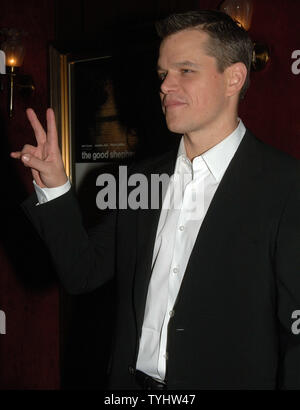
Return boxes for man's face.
[157,29,230,136]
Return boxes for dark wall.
[0,0,59,389]
[239,0,300,158]
[55,0,198,48]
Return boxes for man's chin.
[165,121,186,134]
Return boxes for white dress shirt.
[136,120,246,381]
[34,179,71,204]
[34,120,246,382]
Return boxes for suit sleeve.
[22,188,117,295]
[275,177,300,389]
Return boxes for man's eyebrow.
[174,61,201,69]
[157,61,201,71]
[157,64,165,71]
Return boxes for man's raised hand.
[10,108,68,188]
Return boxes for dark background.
[0,0,300,389]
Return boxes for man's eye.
[158,73,167,81]
[181,69,193,74]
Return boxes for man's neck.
[183,117,239,161]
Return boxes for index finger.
[26,108,47,145]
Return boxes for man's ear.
[225,62,248,97]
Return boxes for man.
[11,10,300,389]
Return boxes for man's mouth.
[164,100,187,110]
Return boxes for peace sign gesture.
[10,108,68,188]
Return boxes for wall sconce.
[0,28,34,118]
[219,0,270,71]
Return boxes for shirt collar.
[176,119,246,182]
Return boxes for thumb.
[21,154,48,173]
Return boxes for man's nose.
[160,73,178,94]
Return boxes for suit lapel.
[172,130,264,311]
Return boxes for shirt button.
[169,310,175,317]
[173,267,179,274]
[179,225,185,231]
[163,352,169,360]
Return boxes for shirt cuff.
[33,179,71,205]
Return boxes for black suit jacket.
[22,130,300,389]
